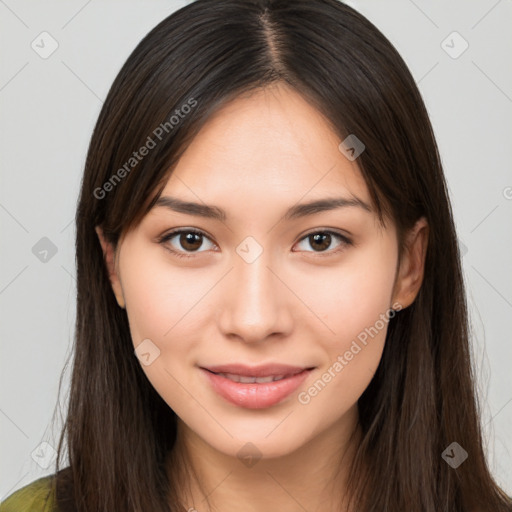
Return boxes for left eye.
[159,229,352,258]
[294,231,351,254]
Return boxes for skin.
[97,82,428,511]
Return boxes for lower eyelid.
[160,229,351,256]
[294,232,351,253]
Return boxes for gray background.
[1,0,511,500]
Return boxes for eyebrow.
[153,195,372,222]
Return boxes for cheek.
[299,241,396,406]
[119,246,210,414]
[312,237,397,345]
[121,246,214,345]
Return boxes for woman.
[2,0,510,510]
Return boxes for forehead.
[160,83,370,214]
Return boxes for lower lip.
[201,368,312,409]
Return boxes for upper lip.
[201,363,313,378]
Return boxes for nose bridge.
[218,244,290,343]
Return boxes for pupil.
[181,232,201,251]
[311,233,330,251]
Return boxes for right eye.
[159,228,217,259]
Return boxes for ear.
[95,226,126,309]
[391,217,429,310]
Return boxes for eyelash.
[158,228,353,260]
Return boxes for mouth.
[208,372,297,384]
[200,364,315,409]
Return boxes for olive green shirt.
[0,475,57,512]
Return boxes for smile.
[200,364,314,409]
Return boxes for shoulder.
[0,475,57,512]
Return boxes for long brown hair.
[49,0,512,510]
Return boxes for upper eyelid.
[161,228,216,245]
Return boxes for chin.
[193,416,320,462]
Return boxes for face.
[98,83,427,461]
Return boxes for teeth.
[217,372,288,383]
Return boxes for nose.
[217,249,293,344]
